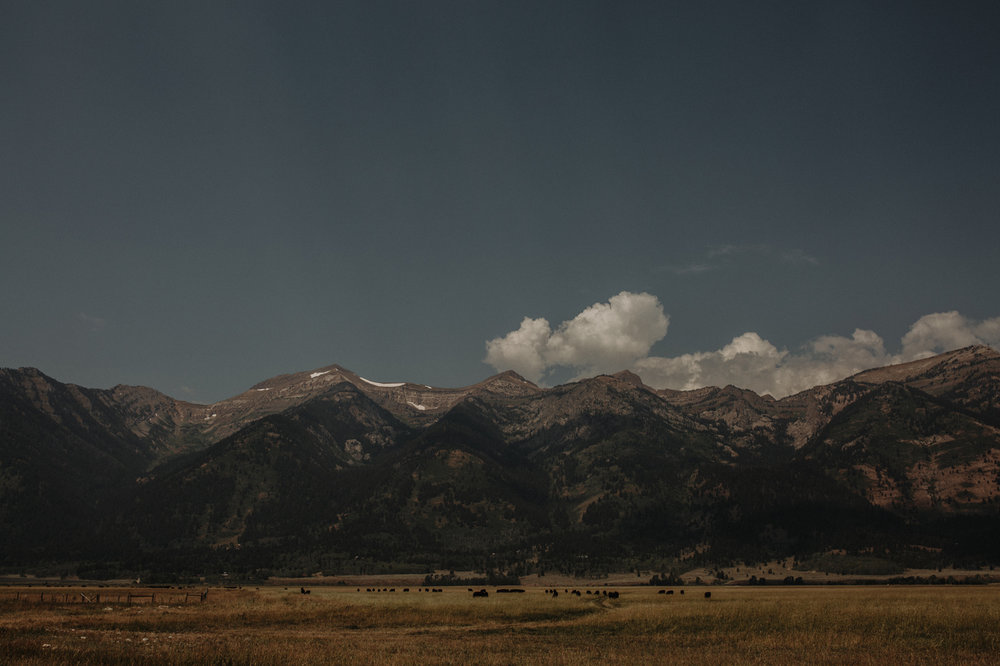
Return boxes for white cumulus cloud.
[484,291,668,383]
[483,316,552,383]
[899,311,1000,361]
[636,312,1000,397]
[486,296,1000,397]
[635,328,890,397]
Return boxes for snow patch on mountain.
[360,377,405,388]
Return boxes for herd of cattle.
[541,588,621,599]
[358,587,445,593]
[295,587,711,599]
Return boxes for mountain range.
[2,345,998,577]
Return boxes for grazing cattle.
[572,590,581,596]
[300,587,310,595]
[608,591,619,599]
[680,590,685,595]
[704,591,711,599]
[472,589,488,598]
[403,588,409,592]
[658,590,665,594]
[552,590,558,598]
[666,590,674,595]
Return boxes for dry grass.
[1,585,999,664]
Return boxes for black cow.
[472,589,488,598]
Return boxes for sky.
[2,1,999,402]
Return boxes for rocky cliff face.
[655,346,1000,517]
[851,345,1000,420]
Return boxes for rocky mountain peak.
[610,369,645,386]
[851,345,998,385]
[475,370,540,396]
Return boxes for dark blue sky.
[3,1,999,401]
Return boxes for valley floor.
[2,584,999,664]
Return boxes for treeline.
[423,571,520,587]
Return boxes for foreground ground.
[1,585,999,664]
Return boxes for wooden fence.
[0,590,208,605]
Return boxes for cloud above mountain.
[485,293,1000,397]
[484,291,669,383]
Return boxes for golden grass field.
[2,584,999,664]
